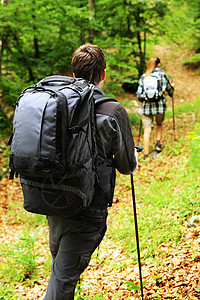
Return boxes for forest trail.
[155,44,200,104]
[81,45,200,299]
[0,44,200,299]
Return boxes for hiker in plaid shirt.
[137,57,175,161]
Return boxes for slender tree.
[88,0,95,43]
[32,0,40,59]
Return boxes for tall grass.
[0,231,39,284]
[188,122,200,171]
[166,97,200,119]
[108,161,200,261]
[107,97,200,263]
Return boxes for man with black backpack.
[136,57,175,162]
[9,43,137,299]
[41,44,138,299]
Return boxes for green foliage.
[74,280,83,300]
[160,0,200,49]
[164,138,183,157]
[0,283,22,299]
[0,231,39,284]
[166,97,200,120]
[0,0,91,106]
[76,293,105,300]
[0,110,9,131]
[0,0,174,107]
[128,112,141,129]
[96,0,169,77]
[0,137,10,179]
[7,202,48,228]
[107,100,200,262]
[108,176,184,259]
[126,280,146,291]
[0,0,89,79]
[0,1,200,297]
[74,268,107,298]
[1,74,29,107]
[75,279,106,300]
[0,201,51,282]
[188,121,200,171]
[103,45,139,95]
[0,0,199,109]
[183,53,200,68]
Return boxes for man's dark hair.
[71,44,106,85]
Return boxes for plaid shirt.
[137,68,174,115]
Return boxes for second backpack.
[137,73,163,102]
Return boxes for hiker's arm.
[165,75,174,97]
[112,105,138,174]
[136,76,144,102]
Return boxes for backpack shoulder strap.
[94,94,119,117]
[37,75,75,86]
[94,94,117,108]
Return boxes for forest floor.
[0,44,200,299]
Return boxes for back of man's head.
[71,44,106,85]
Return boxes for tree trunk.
[88,0,95,43]
[134,8,146,77]
[0,40,3,83]
[12,31,35,81]
[32,0,40,59]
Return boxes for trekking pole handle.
[135,146,144,153]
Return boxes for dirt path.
[0,45,199,299]
[155,44,200,105]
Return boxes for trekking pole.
[172,96,176,141]
[131,150,144,299]
[138,118,142,145]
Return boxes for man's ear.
[101,69,106,81]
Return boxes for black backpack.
[9,75,98,217]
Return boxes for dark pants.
[44,209,108,300]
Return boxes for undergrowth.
[107,97,200,264]
[0,98,199,299]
